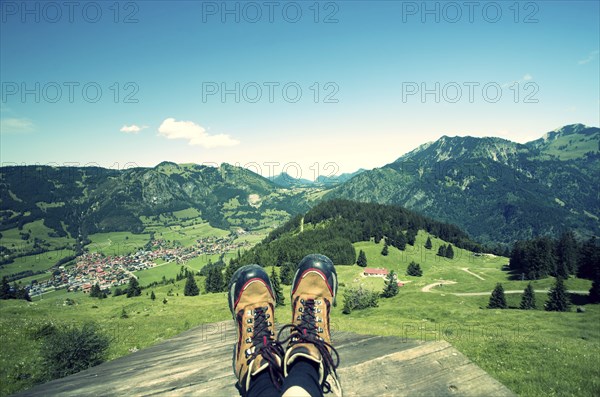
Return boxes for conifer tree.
[1,277,11,299]
[488,283,507,309]
[270,267,285,306]
[425,237,432,250]
[520,283,536,310]
[184,272,200,296]
[437,245,446,257]
[126,277,141,298]
[557,230,578,275]
[406,261,423,277]
[150,291,156,301]
[381,270,399,298]
[381,239,389,256]
[545,277,570,312]
[90,284,101,298]
[445,244,455,259]
[279,262,295,285]
[589,275,600,304]
[357,250,368,267]
[205,266,224,293]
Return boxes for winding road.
[421,281,588,296]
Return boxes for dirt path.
[454,289,589,296]
[421,280,457,292]
[421,281,588,296]
[461,267,485,280]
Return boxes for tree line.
[229,199,486,274]
[509,231,599,281]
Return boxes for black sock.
[281,359,322,397]
[246,370,279,397]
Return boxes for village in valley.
[27,236,249,297]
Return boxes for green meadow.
[1,231,598,396]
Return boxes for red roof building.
[363,268,389,277]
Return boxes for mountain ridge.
[328,124,599,244]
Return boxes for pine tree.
[406,261,423,277]
[270,267,285,306]
[520,283,536,310]
[381,270,399,298]
[0,277,11,299]
[184,272,200,296]
[357,250,367,267]
[557,230,579,275]
[425,237,432,250]
[205,267,224,293]
[545,277,570,312]
[488,283,507,309]
[126,277,141,298]
[90,284,101,298]
[589,275,600,304]
[381,239,389,256]
[279,262,295,285]
[120,307,128,319]
[577,237,600,280]
[437,245,446,257]
[445,244,454,259]
[150,291,156,301]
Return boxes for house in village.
[363,267,403,286]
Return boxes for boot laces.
[243,306,285,389]
[278,298,340,394]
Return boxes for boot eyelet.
[247,319,253,323]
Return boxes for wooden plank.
[16,322,514,397]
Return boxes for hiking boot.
[228,265,284,395]
[279,254,341,395]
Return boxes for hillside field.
[0,231,598,396]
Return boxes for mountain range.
[327,124,599,244]
[1,124,598,251]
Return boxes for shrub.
[342,286,379,314]
[39,323,109,380]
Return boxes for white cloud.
[578,50,599,65]
[120,124,147,134]
[0,118,34,133]
[157,118,240,148]
[502,73,534,88]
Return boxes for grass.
[1,231,598,397]
[86,232,150,256]
[144,222,230,247]
[0,220,74,257]
[0,277,228,397]
[334,233,599,397]
[0,249,75,279]
[538,133,599,160]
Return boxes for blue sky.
[1,0,598,178]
